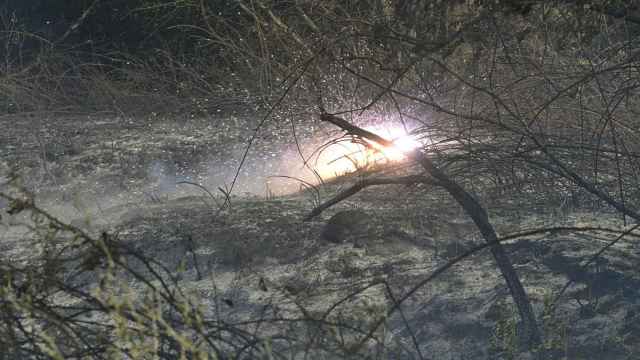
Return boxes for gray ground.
[1,113,639,359]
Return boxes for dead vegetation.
[2,0,640,359]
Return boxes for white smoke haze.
[138,114,428,200]
[0,112,430,228]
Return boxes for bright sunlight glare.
[313,125,422,179]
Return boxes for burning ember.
[313,125,422,179]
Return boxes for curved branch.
[319,112,542,347]
[303,175,439,221]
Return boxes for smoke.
[148,160,177,193]
[0,113,429,229]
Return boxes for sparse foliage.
[2,0,640,358]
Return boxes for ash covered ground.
[1,113,639,359]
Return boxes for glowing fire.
[314,126,421,179]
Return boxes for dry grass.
[0,37,252,117]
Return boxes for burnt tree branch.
[319,112,542,348]
[304,175,439,221]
